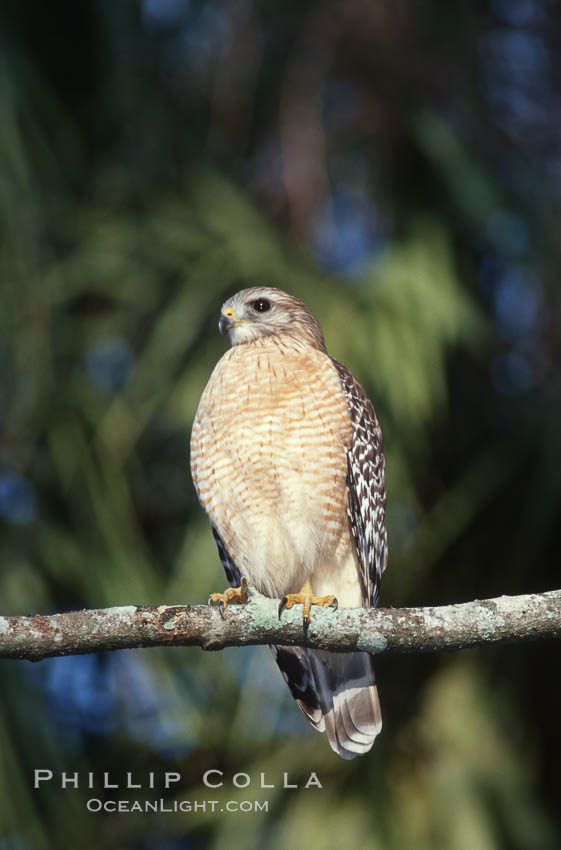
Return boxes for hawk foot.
[208,576,250,619]
[278,580,338,630]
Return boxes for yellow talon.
[278,580,338,630]
[208,576,250,618]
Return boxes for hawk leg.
[208,576,250,618]
[278,580,338,630]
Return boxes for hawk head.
[218,287,326,351]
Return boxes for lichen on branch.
[0,589,559,662]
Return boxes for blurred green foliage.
[0,1,560,848]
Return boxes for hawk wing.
[332,359,387,608]
[210,522,241,588]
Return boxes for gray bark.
[1,588,559,662]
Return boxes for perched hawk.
[190,287,387,759]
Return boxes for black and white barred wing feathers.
[210,522,241,588]
[332,359,388,609]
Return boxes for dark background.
[1,1,560,848]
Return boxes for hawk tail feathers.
[271,646,381,759]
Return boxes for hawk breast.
[190,337,352,598]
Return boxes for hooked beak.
[218,311,234,336]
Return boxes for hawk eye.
[252,298,271,313]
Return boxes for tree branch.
[0,589,559,662]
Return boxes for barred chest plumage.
[190,335,355,599]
